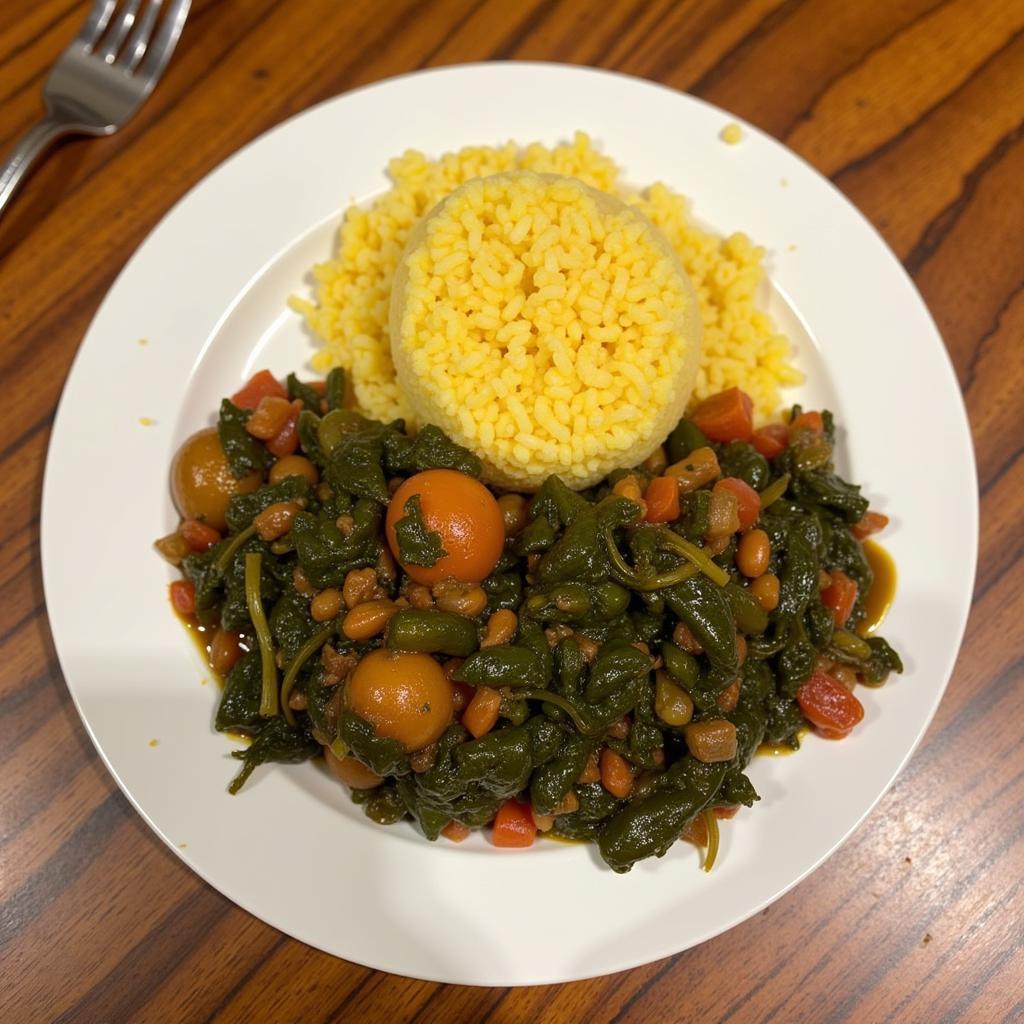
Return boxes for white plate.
[41,63,977,986]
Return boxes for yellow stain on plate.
[787,244,798,252]
[148,738,159,748]
[720,122,743,145]
[780,177,789,188]
[137,338,148,346]
[178,842,188,849]
[138,417,156,427]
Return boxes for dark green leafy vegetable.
[218,399,270,478]
[386,609,479,656]
[391,494,447,567]
[287,373,324,414]
[228,718,318,794]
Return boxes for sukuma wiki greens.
[157,369,902,872]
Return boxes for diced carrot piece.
[170,580,196,616]
[441,820,471,843]
[821,569,858,627]
[180,519,221,552]
[267,400,303,458]
[231,370,287,410]
[691,387,754,443]
[644,476,681,523]
[751,423,789,459]
[451,681,475,715]
[462,686,502,738]
[789,410,824,436]
[713,477,761,531]
[851,511,890,540]
[714,805,740,819]
[600,748,634,799]
[797,671,864,738]
[308,381,327,394]
[492,799,537,848]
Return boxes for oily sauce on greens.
[159,369,903,872]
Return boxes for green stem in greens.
[605,530,704,592]
[758,473,791,510]
[657,531,730,587]
[244,552,279,718]
[702,809,720,872]
[215,523,257,574]
[519,689,593,735]
[280,622,338,727]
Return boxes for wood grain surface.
[1,1,1021,1021]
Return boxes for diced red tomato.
[821,569,858,628]
[691,388,754,443]
[797,671,864,738]
[789,410,824,437]
[267,399,303,458]
[751,423,789,459]
[851,511,890,540]
[644,476,680,523]
[180,519,221,552]
[170,579,196,616]
[231,370,287,410]
[492,799,537,848]
[713,477,761,531]
[441,820,471,843]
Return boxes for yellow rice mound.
[292,133,801,482]
[390,172,702,489]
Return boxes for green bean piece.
[279,622,337,727]
[724,582,769,635]
[832,630,872,660]
[666,418,709,464]
[215,523,257,575]
[702,809,720,872]
[244,553,279,718]
[758,473,791,510]
[662,642,699,690]
[325,367,346,411]
[386,608,479,656]
[665,577,739,682]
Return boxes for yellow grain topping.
[390,172,701,490]
[291,133,802,484]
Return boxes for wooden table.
[2,1,1021,1021]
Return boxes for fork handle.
[0,117,73,221]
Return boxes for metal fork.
[0,0,190,220]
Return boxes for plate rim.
[40,60,978,986]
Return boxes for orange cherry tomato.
[324,748,384,789]
[171,427,261,532]
[385,469,504,586]
[346,649,454,752]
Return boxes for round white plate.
[42,63,977,986]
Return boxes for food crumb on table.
[148,738,159,748]
[720,122,743,144]
[138,417,156,427]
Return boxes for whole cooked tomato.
[385,469,505,586]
